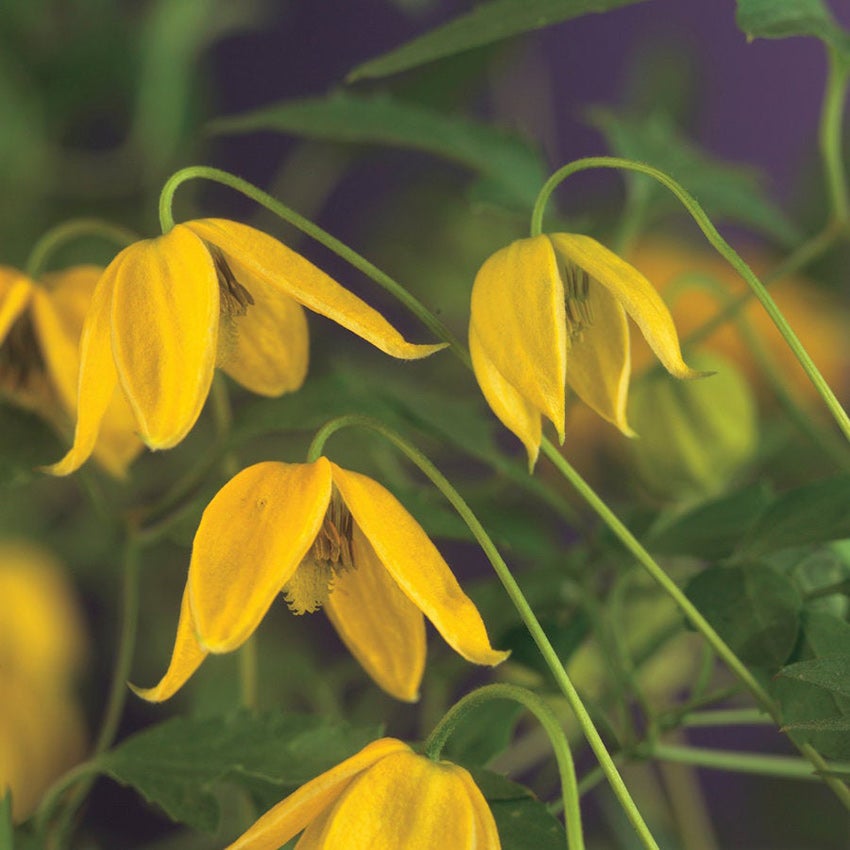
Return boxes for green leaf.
[210,92,545,209]
[778,655,850,699]
[685,563,802,669]
[347,0,649,81]
[97,711,381,832]
[739,475,850,558]
[589,108,799,243]
[0,792,12,850]
[735,0,850,54]
[782,716,850,731]
[445,700,524,767]
[0,404,63,489]
[647,483,774,560]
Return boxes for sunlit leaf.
[735,0,850,54]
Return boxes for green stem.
[530,157,850,442]
[24,218,139,278]
[819,48,850,224]
[34,761,102,838]
[307,415,661,850]
[424,683,584,850]
[680,709,773,728]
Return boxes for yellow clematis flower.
[48,219,446,475]
[469,233,703,468]
[0,265,142,476]
[221,737,501,849]
[135,457,508,703]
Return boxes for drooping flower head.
[222,737,501,849]
[0,265,142,476]
[469,233,705,468]
[48,220,446,475]
[134,457,507,703]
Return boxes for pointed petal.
[330,463,508,668]
[315,750,478,849]
[549,233,703,379]
[565,283,636,436]
[470,325,542,470]
[44,272,119,476]
[0,268,32,343]
[110,226,219,449]
[325,526,426,702]
[130,587,208,702]
[470,236,566,439]
[189,460,333,653]
[224,738,408,850]
[185,219,446,360]
[212,248,309,396]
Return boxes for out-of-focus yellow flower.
[0,541,88,823]
[136,458,507,703]
[48,219,446,475]
[469,233,701,468]
[0,265,142,477]
[222,737,501,850]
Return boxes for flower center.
[210,246,255,318]
[0,314,45,395]
[282,492,356,615]
[562,263,594,341]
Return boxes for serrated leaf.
[590,109,799,243]
[97,712,381,832]
[211,92,545,209]
[778,655,850,699]
[740,475,850,558]
[348,0,648,81]
[735,0,850,54]
[685,563,802,669]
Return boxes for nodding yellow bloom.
[135,457,507,703]
[47,219,446,475]
[0,265,142,477]
[469,233,703,468]
[222,737,501,850]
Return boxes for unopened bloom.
[469,233,703,467]
[0,265,142,476]
[48,219,445,475]
[222,737,501,849]
[135,457,507,703]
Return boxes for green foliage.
[0,792,11,850]
[0,405,63,489]
[778,654,850,699]
[347,0,649,80]
[735,0,850,54]
[210,92,546,209]
[444,700,524,766]
[96,712,381,832]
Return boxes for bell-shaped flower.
[469,233,705,468]
[134,457,507,703]
[222,737,501,849]
[0,265,142,476]
[47,220,446,475]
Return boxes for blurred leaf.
[778,655,850,699]
[0,792,11,850]
[211,92,545,209]
[647,483,774,560]
[0,405,64,489]
[685,563,801,668]
[502,610,590,679]
[589,109,799,243]
[98,711,381,832]
[739,475,850,558]
[347,0,649,81]
[735,0,850,54]
[445,700,524,766]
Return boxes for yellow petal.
[224,738,408,850]
[211,247,309,396]
[325,526,426,702]
[549,233,702,379]
[110,226,219,449]
[185,219,446,360]
[45,271,118,475]
[565,281,635,436]
[330,463,508,668]
[314,750,480,849]
[456,763,502,848]
[130,588,208,702]
[0,268,32,343]
[189,460,333,653]
[470,236,567,440]
[469,325,542,470]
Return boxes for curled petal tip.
[404,341,450,359]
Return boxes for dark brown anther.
[0,314,44,393]
[209,245,254,317]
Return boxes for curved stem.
[34,761,102,839]
[530,156,850,442]
[424,683,584,850]
[820,48,850,224]
[25,218,139,278]
[308,415,660,850]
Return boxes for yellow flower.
[221,737,501,849]
[469,233,703,468]
[0,265,142,476]
[135,457,507,703]
[48,219,446,475]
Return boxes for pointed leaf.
[778,655,850,699]
[735,0,850,54]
